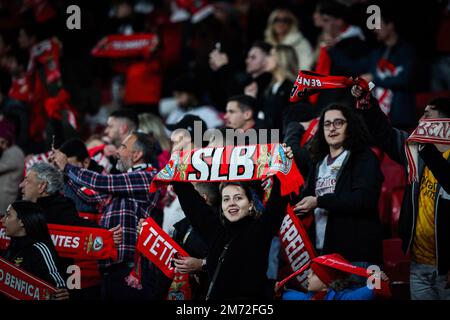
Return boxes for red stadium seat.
[390,186,405,238]
[378,152,406,237]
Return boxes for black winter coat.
[173,178,288,300]
[304,147,384,264]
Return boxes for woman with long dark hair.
[1,200,69,299]
[294,104,383,267]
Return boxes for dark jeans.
[100,263,145,301]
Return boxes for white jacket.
[281,31,314,71]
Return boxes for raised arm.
[64,164,156,200]
[260,176,291,235]
[172,182,222,245]
[352,89,409,165]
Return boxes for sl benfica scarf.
[405,119,450,183]
[126,217,190,289]
[149,143,304,197]
[278,206,316,291]
[374,58,403,115]
[0,257,57,300]
[0,224,117,261]
[91,34,159,58]
[290,70,370,103]
[136,217,189,279]
[167,273,192,300]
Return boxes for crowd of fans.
[0,0,450,301]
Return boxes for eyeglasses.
[323,119,347,129]
[273,17,292,24]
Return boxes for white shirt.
[314,150,348,250]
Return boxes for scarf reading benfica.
[278,206,316,290]
[405,118,450,183]
[149,143,304,197]
[0,257,57,300]
[290,70,370,105]
[0,224,117,261]
[91,34,159,58]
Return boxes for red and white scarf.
[149,143,304,198]
[374,58,403,115]
[0,224,117,261]
[0,257,57,300]
[405,118,450,183]
[290,70,370,104]
[278,206,316,290]
[91,34,158,59]
[125,217,190,290]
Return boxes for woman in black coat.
[294,104,384,265]
[173,176,289,300]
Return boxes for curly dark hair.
[309,104,370,163]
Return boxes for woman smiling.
[173,175,290,300]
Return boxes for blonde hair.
[271,44,299,83]
[138,113,171,151]
[264,9,299,45]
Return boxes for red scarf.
[277,253,391,299]
[290,70,369,103]
[278,206,316,291]
[0,224,117,261]
[149,143,303,197]
[166,273,192,300]
[136,217,189,279]
[125,217,190,289]
[405,119,450,183]
[91,34,158,58]
[0,257,57,300]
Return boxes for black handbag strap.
[205,237,235,300]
